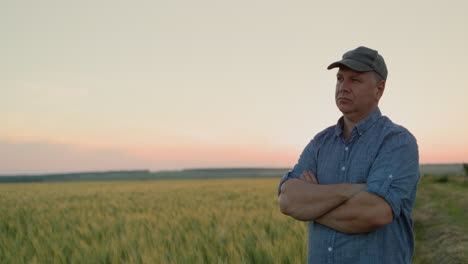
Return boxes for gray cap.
[327,46,388,80]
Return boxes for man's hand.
[299,170,318,184]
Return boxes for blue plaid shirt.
[279,108,419,264]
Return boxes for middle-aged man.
[278,46,419,264]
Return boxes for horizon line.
[1,163,465,177]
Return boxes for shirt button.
[389,174,393,178]
[341,166,346,171]
[328,247,333,252]
[345,147,349,151]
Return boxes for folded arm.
[279,170,393,233]
[278,175,365,221]
[315,190,393,233]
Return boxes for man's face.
[335,67,385,117]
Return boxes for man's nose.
[337,81,351,93]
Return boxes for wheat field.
[1,177,466,264]
[0,179,307,264]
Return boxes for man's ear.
[376,80,386,100]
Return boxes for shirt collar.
[335,107,382,138]
[335,117,344,137]
[355,107,382,136]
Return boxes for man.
[278,46,419,264]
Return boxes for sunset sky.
[2,0,467,175]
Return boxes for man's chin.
[336,104,353,114]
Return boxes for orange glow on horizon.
[419,147,468,164]
[1,134,467,175]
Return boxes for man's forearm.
[315,191,394,233]
[278,179,365,221]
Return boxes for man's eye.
[351,78,360,83]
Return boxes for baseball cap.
[327,46,388,80]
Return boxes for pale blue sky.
[2,0,467,174]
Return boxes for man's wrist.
[338,183,366,200]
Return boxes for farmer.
[278,46,419,264]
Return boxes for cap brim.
[327,59,373,72]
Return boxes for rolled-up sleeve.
[278,139,317,196]
[365,132,419,219]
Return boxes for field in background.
[0,179,306,263]
[413,175,467,264]
[419,164,465,177]
[0,168,291,183]
[1,163,464,183]
[1,176,466,263]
